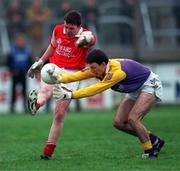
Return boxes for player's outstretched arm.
[27,45,54,79]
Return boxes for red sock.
[36,102,41,111]
[43,143,56,157]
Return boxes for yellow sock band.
[143,140,152,150]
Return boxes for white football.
[41,63,62,84]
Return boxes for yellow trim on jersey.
[60,60,127,99]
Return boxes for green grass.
[0,105,180,171]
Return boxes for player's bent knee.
[128,117,138,126]
[113,120,125,130]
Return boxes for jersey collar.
[105,62,110,73]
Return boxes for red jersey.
[49,25,95,70]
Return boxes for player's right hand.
[75,31,93,48]
[46,66,62,84]
[27,59,43,79]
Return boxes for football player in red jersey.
[27,10,96,160]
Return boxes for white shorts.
[126,72,163,102]
[57,68,80,91]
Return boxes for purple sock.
[149,133,158,144]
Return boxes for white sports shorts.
[126,72,163,102]
[60,68,80,91]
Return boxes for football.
[41,63,62,84]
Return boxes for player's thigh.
[53,99,71,119]
[114,96,135,123]
[129,91,156,121]
[39,79,54,97]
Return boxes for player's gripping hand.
[28,59,43,79]
[53,85,72,100]
[46,65,62,84]
[75,31,94,48]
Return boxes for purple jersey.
[111,60,151,93]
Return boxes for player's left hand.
[75,31,93,48]
[28,59,43,79]
[53,85,72,100]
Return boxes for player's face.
[64,21,81,38]
[89,62,106,78]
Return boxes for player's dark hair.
[86,49,109,65]
[64,10,82,26]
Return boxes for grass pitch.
[0,105,180,171]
